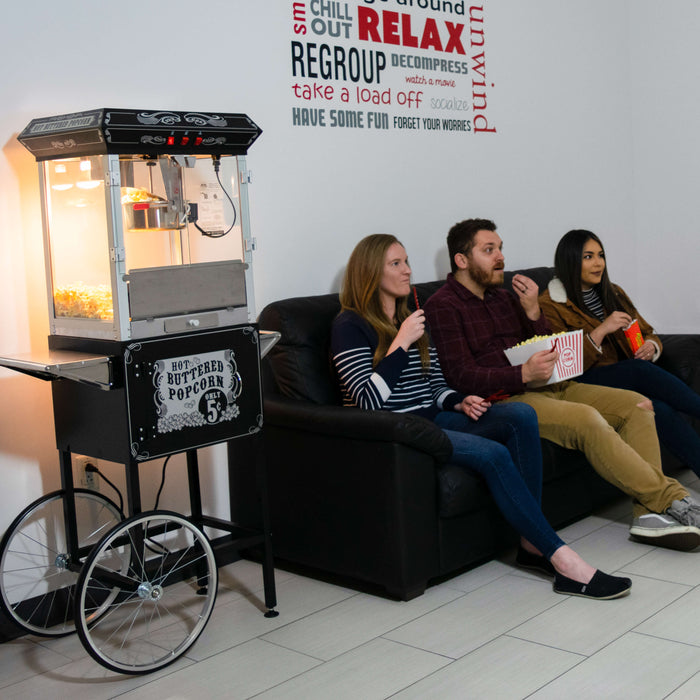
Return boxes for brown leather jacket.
[538,278,662,372]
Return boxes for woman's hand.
[634,340,656,362]
[589,310,632,347]
[457,395,491,420]
[387,309,425,355]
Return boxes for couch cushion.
[503,266,555,294]
[437,463,491,517]
[411,268,555,311]
[258,293,342,405]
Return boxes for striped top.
[330,310,462,420]
[582,287,605,321]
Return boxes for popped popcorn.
[54,283,113,320]
[511,331,566,349]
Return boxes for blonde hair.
[340,234,430,369]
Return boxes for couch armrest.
[263,395,453,463]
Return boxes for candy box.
[503,330,584,387]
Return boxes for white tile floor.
[3,470,700,699]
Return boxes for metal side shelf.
[0,349,114,389]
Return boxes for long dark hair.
[554,230,621,314]
[340,234,430,369]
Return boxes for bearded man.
[424,218,700,550]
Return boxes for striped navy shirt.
[331,310,462,420]
[582,287,605,321]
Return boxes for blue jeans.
[434,402,565,559]
[580,360,700,476]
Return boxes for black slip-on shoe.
[515,547,556,576]
[553,570,632,600]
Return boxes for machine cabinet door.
[124,325,262,461]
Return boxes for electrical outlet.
[85,467,97,490]
[76,456,99,491]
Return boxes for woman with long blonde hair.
[331,234,631,600]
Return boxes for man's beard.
[469,261,504,288]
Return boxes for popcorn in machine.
[0,108,279,674]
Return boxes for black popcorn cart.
[0,108,278,674]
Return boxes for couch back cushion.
[504,266,555,294]
[258,293,342,404]
[410,268,554,308]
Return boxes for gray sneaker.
[630,507,700,551]
[667,497,700,527]
[679,496,700,516]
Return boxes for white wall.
[0,0,698,532]
[629,1,700,333]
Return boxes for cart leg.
[228,433,278,617]
[58,449,80,566]
[262,546,279,619]
[255,434,278,617]
[185,450,209,594]
[124,461,142,517]
[186,449,204,523]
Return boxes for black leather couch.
[229,267,700,600]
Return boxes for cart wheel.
[75,511,217,674]
[0,489,124,637]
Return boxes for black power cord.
[85,454,171,513]
[192,155,237,238]
[85,462,123,514]
[153,454,171,510]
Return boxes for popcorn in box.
[503,329,583,387]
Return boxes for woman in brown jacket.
[540,229,700,477]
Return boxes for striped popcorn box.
[504,329,583,387]
[552,329,583,382]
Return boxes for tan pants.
[504,381,688,518]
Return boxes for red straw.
[484,389,510,403]
[412,286,420,309]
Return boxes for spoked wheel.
[0,489,123,636]
[75,511,218,674]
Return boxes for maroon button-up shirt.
[424,273,551,396]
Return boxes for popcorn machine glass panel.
[43,156,113,322]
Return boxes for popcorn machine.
[0,109,279,674]
[10,107,270,461]
[20,107,259,342]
